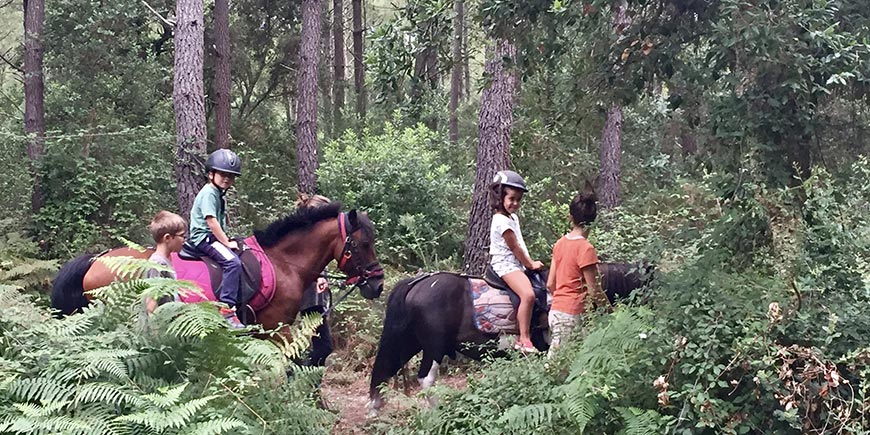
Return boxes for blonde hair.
[148,210,187,243]
[295,193,331,209]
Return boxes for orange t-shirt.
[550,235,599,315]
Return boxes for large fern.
[0,254,335,435]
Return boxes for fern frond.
[184,417,246,435]
[140,383,189,409]
[157,302,226,338]
[498,403,562,431]
[73,382,144,407]
[615,407,665,435]
[0,284,51,327]
[560,386,599,433]
[95,256,152,281]
[31,307,97,338]
[117,395,216,430]
[4,378,75,404]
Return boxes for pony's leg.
[418,358,440,389]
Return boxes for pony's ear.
[348,209,359,228]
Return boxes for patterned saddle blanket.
[470,278,519,334]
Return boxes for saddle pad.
[470,278,518,335]
[173,236,277,312]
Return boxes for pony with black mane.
[367,261,653,412]
[51,202,385,342]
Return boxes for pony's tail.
[50,254,95,316]
[370,277,415,400]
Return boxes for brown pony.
[50,203,384,337]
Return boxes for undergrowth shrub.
[0,256,333,434]
[318,124,468,270]
[380,162,870,434]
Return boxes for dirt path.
[321,370,469,435]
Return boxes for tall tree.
[351,0,365,120]
[599,104,622,208]
[174,0,207,215]
[23,0,45,214]
[448,0,463,144]
[295,0,322,194]
[463,38,517,274]
[332,0,346,132]
[598,0,629,209]
[212,0,231,149]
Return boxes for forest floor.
[322,367,470,435]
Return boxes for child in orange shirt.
[545,184,609,357]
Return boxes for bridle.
[336,212,384,287]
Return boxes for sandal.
[513,340,540,354]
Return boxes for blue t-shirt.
[189,184,226,245]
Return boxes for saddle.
[178,238,263,317]
[483,265,549,314]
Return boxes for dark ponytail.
[570,180,598,226]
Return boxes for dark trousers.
[301,306,333,367]
[196,235,241,307]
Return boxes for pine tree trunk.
[332,0,345,133]
[320,2,332,137]
[599,103,622,209]
[24,0,45,214]
[295,0,322,195]
[448,0,463,144]
[173,0,207,215]
[463,39,517,274]
[598,0,629,210]
[462,15,469,101]
[213,0,232,148]
[213,0,231,149]
[351,0,365,120]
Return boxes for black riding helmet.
[205,149,242,176]
[492,170,527,192]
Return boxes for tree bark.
[598,0,629,210]
[213,0,231,149]
[295,0,322,195]
[599,103,622,209]
[320,2,332,137]
[463,39,517,274]
[332,0,345,133]
[462,13,469,100]
[448,0,463,144]
[351,0,365,120]
[24,0,45,214]
[174,0,207,215]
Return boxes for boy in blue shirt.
[190,149,244,328]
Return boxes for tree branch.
[0,48,23,74]
[141,0,175,27]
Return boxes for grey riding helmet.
[492,170,527,192]
[205,149,242,176]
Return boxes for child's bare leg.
[502,270,535,344]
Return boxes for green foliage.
[0,258,333,434]
[318,123,468,269]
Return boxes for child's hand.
[227,240,239,251]
[530,260,545,270]
[316,277,329,293]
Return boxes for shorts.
[547,310,584,357]
[491,258,525,277]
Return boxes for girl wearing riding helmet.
[489,170,545,353]
[189,149,245,328]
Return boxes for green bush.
[318,124,469,270]
[0,257,332,434]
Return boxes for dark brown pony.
[367,261,653,412]
[51,203,385,339]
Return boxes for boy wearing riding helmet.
[489,170,545,353]
[190,149,245,329]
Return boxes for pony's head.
[337,210,384,299]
